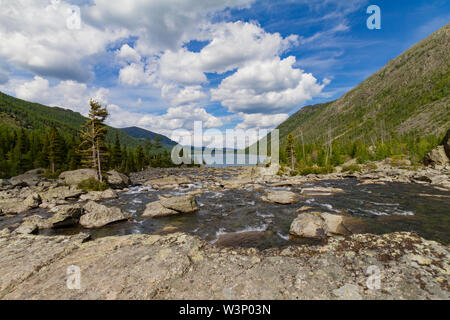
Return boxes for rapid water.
[22,179,450,250]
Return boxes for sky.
[0,0,448,147]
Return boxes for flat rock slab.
[261,190,300,204]
[0,232,448,300]
[143,195,199,218]
[80,201,130,228]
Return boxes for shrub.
[77,178,109,191]
[341,164,361,174]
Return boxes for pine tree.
[79,100,108,181]
[48,128,64,173]
[135,145,146,171]
[286,133,296,170]
[111,132,122,170]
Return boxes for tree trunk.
[96,139,102,182]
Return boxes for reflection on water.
[2,179,449,249]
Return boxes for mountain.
[0,91,174,151]
[275,23,449,149]
[120,126,177,149]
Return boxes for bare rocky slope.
[0,231,448,300]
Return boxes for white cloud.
[211,56,326,114]
[236,113,289,130]
[0,0,127,82]
[116,44,141,64]
[118,63,154,86]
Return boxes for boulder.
[289,212,351,239]
[40,186,84,203]
[14,222,39,235]
[423,146,449,167]
[80,189,118,201]
[159,195,199,213]
[0,193,41,214]
[59,169,97,186]
[142,195,198,218]
[145,175,191,189]
[9,168,45,187]
[261,190,299,204]
[106,170,130,189]
[80,201,130,228]
[48,204,84,228]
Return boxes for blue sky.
[0,0,448,144]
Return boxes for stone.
[80,189,118,201]
[48,204,84,228]
[14,222,39,235]
[423,146,449,167]
[40,186,84,203]
[301,187,345,196]
[159,195,198,213]
[216,231,265,247]
[59,169,97,186]
[80,201,130,228]
[106,170,131,189]
[142,201,178,218]
[9,168,45,187]
[289,212,351,239]
[261,190,299,204]
[145,175,191,189]
[332,284,362,300]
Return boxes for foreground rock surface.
[0,232,447,300]
[80,201,130,228]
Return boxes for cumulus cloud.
[0,0,127,82]
[211,56,327,114]
[236,113,289,130]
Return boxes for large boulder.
[145,175,191,189]
[0,193,41,214]
[423,145,449,167]
[59,169,97,186]
[9,168,46,187]
[40,186,84,204]
[289,212,352,239]
[80,201,130,228]
[261,190,299,204]
[106,170,130,189]
[142,195,198,218]
[80,189,118,201]
[48,204,84,228]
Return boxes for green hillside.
[270,23,449,169]
[0,91,173,150]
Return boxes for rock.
[261,190,299,204]
[216,231,265,247]
[142,201,178,218]
[48,204,84,228]
[0,193,41,214]
[106,170,130,189]
[80,201,130,228]
[59,169,97,186]
[296,206,314,213]
[289,212,351,239]
[332,284,362,300]
[157,227,181,235]
[145,175,191,189]
[0,179,12,190]
[40,186,84,203]
[423,146,449,167]
[9,168,45,187]
[14,222,39,235]
[0,232,447,299]
[80,189,118,201]
[159,195,198,213]
[301,187,345,196]
[143,195,199,218]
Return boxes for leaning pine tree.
[79,100,109,182]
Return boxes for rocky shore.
[0,231,448,299]
[0,154,449,300]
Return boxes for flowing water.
[19,178,449,249]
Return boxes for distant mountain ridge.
[274,23,449,147]
[120,126,177,148]
[0,91,175,151]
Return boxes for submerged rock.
[80,201,130,228]
[289,212,352,239]
[261,190,299,204]
[143,195,199,218]
[216,231,265,247]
